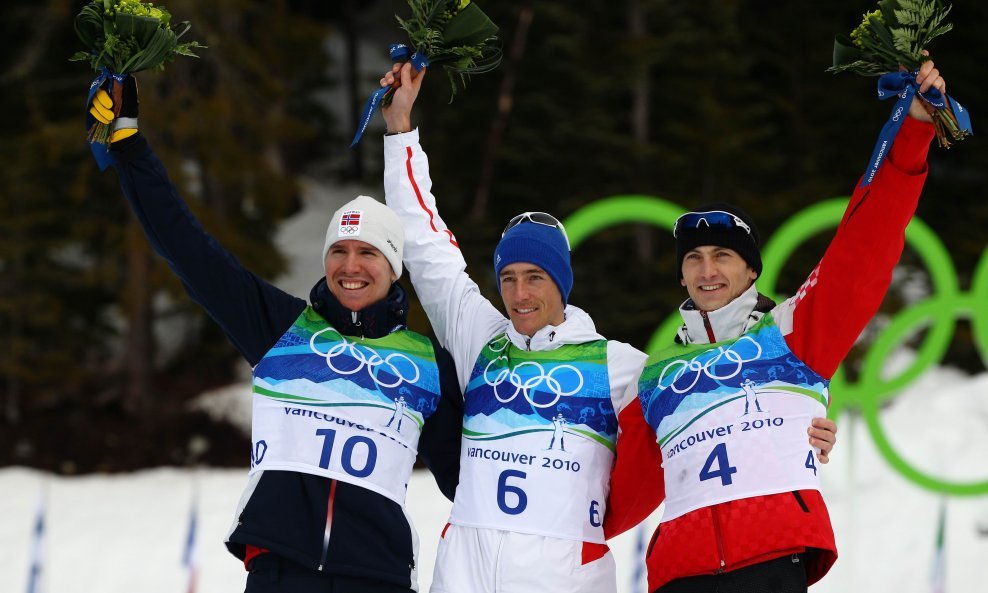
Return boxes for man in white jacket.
[378,63,836,593]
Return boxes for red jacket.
[604,116,935,591]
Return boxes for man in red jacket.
[607,57,949,592]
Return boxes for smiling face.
[498,262,565,337]
[324,240,397,311]
[680,245,758,312]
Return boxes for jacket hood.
[505,304,605,351]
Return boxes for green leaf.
[115,13,160,47]
[832,34,863,67]
[74,3,105,49]
[879,0,902,27]
[441,3,498,47]
[868,16,897,48]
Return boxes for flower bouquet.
[828,0,971,149]
[351,0,502,145]
[72,0,204,148]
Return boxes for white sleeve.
[383,129,507,390]
[607,340,647,415]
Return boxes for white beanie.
[322,195,404,277]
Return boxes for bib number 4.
[698,443,820,486]
[699,443,738,486]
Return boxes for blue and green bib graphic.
[463,335,615,451]
[252,307,441,431]
[638,315,829,446]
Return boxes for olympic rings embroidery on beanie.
[309,327,421,389]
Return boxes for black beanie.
[675,202,762,280]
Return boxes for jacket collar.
[504,305,605,351]
[679,283,765,344]
[309,278,409,339]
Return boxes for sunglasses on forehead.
[673,210,752,239]
[502,211,571,250]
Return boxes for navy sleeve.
[110,134,306,366]
[417,340,463,502]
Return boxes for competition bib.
[451,335,615,543]
[248,308,440,506]
[638,316,829,522]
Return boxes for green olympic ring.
[564,195,988,496]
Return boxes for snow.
[4,179,986,593]
[3,366,987,593]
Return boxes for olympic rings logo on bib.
[658,336,763,393]
[483,357,584,408]
[309,327,420,388]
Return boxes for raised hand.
[381,62,426,135]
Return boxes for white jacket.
[384,129,646,592]
[383,129,644,408]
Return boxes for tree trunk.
[628,0,654,263]
[343,0,363,180]
[471,4,534,221]
[123,219,153,414]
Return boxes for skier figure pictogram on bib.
[740,378,765,416]
[546,412,568,451]
[386,392,409,432]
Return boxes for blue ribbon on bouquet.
[350,44,429,147]
[85,67,128,171]
[860,69,973,187]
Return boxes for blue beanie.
[494,222,573,304]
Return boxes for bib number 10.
[316,428,378,478]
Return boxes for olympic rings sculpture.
[309,327,421,389]
[565,195,988,495]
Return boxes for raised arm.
[381,64,506,386]
[96,78,304,366]
[775,60,944,379]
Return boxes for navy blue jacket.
[111,134,462,587]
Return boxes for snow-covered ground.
[3,367,987,593]
[4,180,986,593]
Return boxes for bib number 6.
[496,469,528,515]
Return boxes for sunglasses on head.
[502,211,571,250]
[673,210,752,239]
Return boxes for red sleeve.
[784,116,935,379]
[603,398,665,540]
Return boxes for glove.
[89,75,139,143]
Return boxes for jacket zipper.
[711,504,727,573]
[700,310,717,343]
[318,479,339,571]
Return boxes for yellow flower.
[850,9,882,48]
